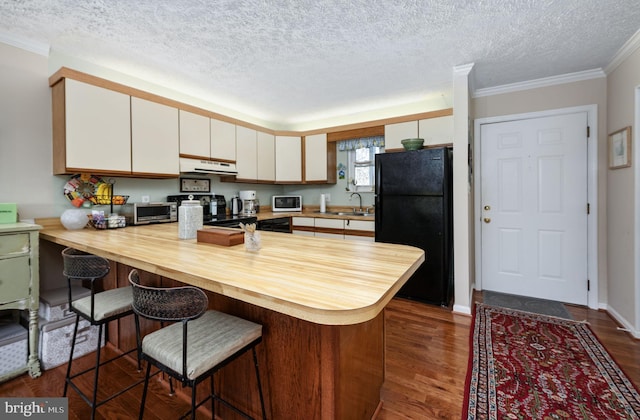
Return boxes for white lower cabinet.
[291,217,315,236]
[291,217,375,240]
[344,220,375,242]
[314,218,344,239]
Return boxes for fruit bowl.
[89,195,129,205]
[401,138,424,151]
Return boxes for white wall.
[0,42,59,220]
[606,42,640,334]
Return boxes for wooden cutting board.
[197,227,244,246]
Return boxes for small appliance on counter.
[230,196,242,216]
[272,195,302,212]
[239,190,259,215]
[167,194,214,222]
[121,202,177,225]
[168,194,257,229]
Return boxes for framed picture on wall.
[608,126,632,169]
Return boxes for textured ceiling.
[1,0,639,129]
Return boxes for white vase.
[60,209,88,230]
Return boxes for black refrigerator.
[375,147,453,306]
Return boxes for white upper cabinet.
[275,136,302,183]
[257,131,275,182]
[63,79,131,173]
[304,133,328,182]
[179,110,210,158]
[236,126,258,181]
[210,119,236,161]
[384,121,418,150]
[131,97,179,175]
[418,115,454,146]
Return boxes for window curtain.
[337,136,384,151]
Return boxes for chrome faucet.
[350,192,363,211]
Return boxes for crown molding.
[0,33,49,56]
[473,68,606,98]
[605,28,640,74]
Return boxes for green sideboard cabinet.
[0,222,42,381]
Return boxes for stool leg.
[252,347,267,420]
[210,375,214,420]
[90,323,104,420]
[63,315,81,397]
[191,384,197,420]
[139,361,152,420]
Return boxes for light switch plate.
[180,178,211,192]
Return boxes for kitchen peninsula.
[38,220,424,419]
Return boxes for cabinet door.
[179,110,210,158]
[384,121,418,150]
[257,131,275,182]
[211,119,236,161]
[315,218,344,239]
[236,126,257,181]
[418,115,454,146]
[344,220,375,242]
[0,256,30,304]
[291,217,314,236]
[275,136,302,183]
[65,79,131,173]
[131,97,179,175]
[304,133,327,182]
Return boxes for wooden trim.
[314,227,345,236]
[327,126,384,142]
[49,67,277,134]
[344,230,375,238]
[51,79,67,175]
[49,68,453,138]
[178,153,236,164]
[291,226,315,232]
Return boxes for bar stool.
[61,248,141,420]
[128,269,266,420]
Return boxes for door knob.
[483,218,491,223]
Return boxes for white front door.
[479,112,588,305]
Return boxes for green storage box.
[0,203,17,224]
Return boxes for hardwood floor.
[1,294,639,419]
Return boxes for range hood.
[179,158,237,175]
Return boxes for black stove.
[167,194,257,228]
[205,215,258,228]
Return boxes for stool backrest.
[62,248,110,279]
[128,269,208,322]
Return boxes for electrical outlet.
[141,195,150,203]
[325,193,331,202]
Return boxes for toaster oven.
[121,202,177,225]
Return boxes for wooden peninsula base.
[38,221,423,419]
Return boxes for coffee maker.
[239,190,259,215]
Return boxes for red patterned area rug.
[463,303,640,419]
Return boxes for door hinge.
[587,279,590,291]
[587,126,590,138]
[587,203,590,214]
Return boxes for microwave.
[121,202,178,225]
[272,195,302,212]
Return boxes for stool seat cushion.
[72,287,133,321]
[142,310,262,381]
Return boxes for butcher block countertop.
[38,220,423,326]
